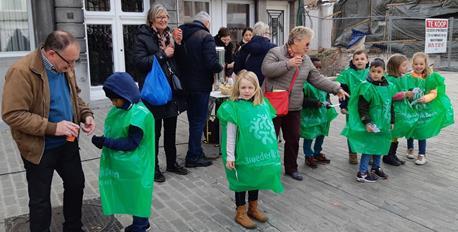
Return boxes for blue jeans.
[303,136,324,157]
[407,138,426,155]
[359,154,381,173]
[126,216,149,232]
[186,92,210,162]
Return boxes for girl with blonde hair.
[217,70,283,229]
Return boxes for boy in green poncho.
[336,49,369,164]
[342,59,396,183]
[301,57,338,168]
[404,52,454,165]
[91,72,155,232]
[217,70,283,229]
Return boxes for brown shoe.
[247,200,268,223]
[305,157,318,168]
[349,153,358,164]
[315,153,331,164]
[235,205,256,229]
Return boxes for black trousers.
[23,141,85,232]
[155,116,178,169]
[235,190,259,207]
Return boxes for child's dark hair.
[217,27,231,38]
[370,58,385,70]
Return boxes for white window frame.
[0,0,35,58]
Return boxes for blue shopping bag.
[141,56,172,105]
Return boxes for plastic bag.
[99,102,155,217]
[141,56,172,105]
[217,99,283,193]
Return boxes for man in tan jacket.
[1,31,95,232]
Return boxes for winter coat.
[176,21,223,92]
[2,49,93,164]
[133,24,187,119]
[234,36,276,85]
[261,45,341,111]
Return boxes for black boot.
[391,141,405,165]
[383,142,401,166]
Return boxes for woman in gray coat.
[261,26,348,181]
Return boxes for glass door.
[84,0,148,100]
[266,1,290,46]
[222,1,255,46]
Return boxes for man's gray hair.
[253,21,270,36]
[193,11,211,23]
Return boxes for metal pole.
[448,17,454,69]
[387,16,392,54]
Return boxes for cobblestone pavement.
[1,72,457,232]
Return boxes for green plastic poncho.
[217,99,283,193]
[336,67,369,93]
[99,102,155,217]
[386,74,419,138]
[342,80,396,155]
[300,83,338,139]
[404,72,454,139]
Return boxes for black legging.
[235,190,259,207]
[154,116,178,169]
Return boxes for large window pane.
[121,0,143,12]
[0,0,31,52]
[87,25,113,86]
[85,0,110,11]
[123,25,140,81]
[227,4,250,45]
[183,1,210,23]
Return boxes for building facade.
[0,0,298,107]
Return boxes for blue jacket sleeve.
[103,125,144,151]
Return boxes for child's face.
[111,98,125,108]
[369,66,384,81]
[352,53,368,70]
[412,57,426,74]
[312,61,322,71]
[239,78,256,100]
[399,60,409,75]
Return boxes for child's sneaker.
[356,171,378,183]
[415,155,427,165]
[371,168,388,179]
[406,149,415,159]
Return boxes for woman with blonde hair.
[261,26,348,181]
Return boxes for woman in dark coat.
[214,27,235,77]
[234,22,276,85]
[134,4,188,182]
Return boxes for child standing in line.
[91,72,155,232]
[217,70,283,229]
[383,54,417,166]
[342,59,395,183]
[301,57,338,168]
[336,49,369,164]
[404,52,454,165]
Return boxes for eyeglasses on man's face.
[53,49,80,66]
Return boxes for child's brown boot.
[235,205,256,229]
[247,200,268,223]
[349,153,358,164]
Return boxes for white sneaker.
[406,149,415,159]
[415,155,427,165]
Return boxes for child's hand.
[417,96,426,103]
[405,91,414,99]
[365,124,374,132]
[91,135,105,149]
[340,108,348,115]
[391,124,394,130]
[226,161,235,169]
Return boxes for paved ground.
[0,71,457,232]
